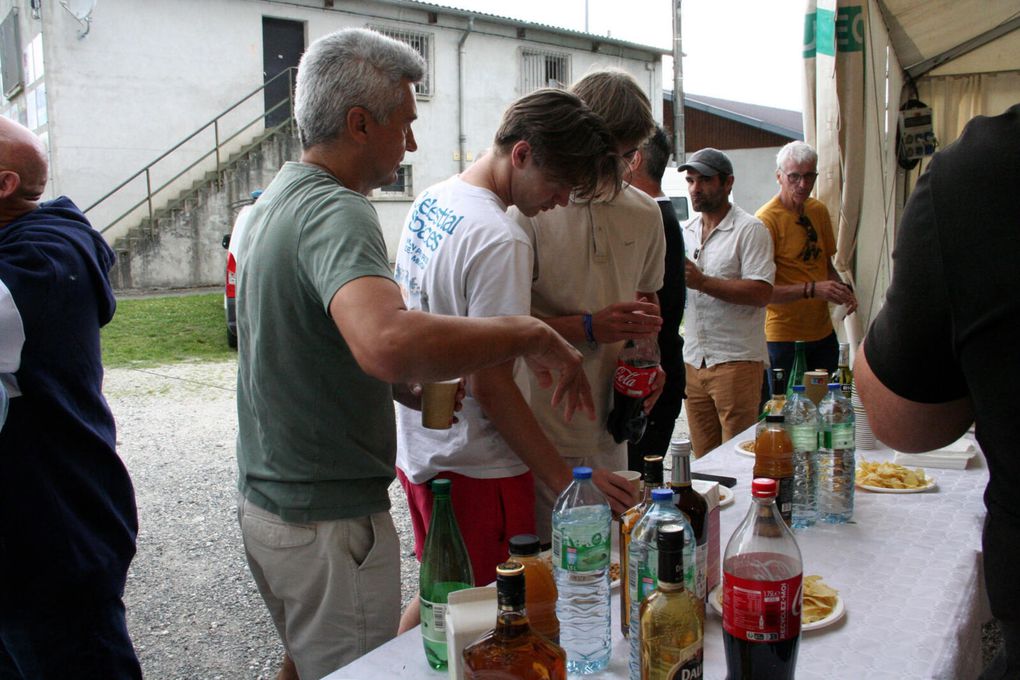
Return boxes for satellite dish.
[64,0,96,21]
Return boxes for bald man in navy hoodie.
[0,117,141,679]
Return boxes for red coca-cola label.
[722,565,801,642]
[613,360,657,398]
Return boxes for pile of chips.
[802,575,839,624]
[856,460,930,489]
[736,440,756,454]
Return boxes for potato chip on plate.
[856,460,936,492]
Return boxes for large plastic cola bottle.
[723,478,803,680]
[551,467,612,674]
[817,383,856,523]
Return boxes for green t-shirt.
[236,162,396,522]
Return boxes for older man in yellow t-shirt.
[756,141,857,393]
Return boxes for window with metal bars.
[520,49,570,93]
[376,164,413,199]
[372,26,433,97]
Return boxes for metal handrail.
[86,67,297,235]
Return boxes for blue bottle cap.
[652,488,674,501]
[573,466,593,479]
[792,384,806,392]
[828,383,842,390]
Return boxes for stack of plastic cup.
[851,383,876,450]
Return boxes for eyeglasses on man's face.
[782,170,819,185]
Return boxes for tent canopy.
[803,0,1019,346]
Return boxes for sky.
[439,0,807,112]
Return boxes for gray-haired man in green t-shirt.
[235,28,596,680]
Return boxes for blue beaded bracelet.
[582,313,597,349]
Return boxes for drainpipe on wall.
[457,17,474,173]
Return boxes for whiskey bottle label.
[666,644,704,679]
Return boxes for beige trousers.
[238,496,400,680]
[684,360,764,457]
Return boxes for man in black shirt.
[626,125,686,468]
[855,104,1020,680]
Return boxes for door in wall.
[262,17,304,127]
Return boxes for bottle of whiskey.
[619,454,664,637]
[669,438,708,601]
[463,561,567,680]
[639,524,704,680]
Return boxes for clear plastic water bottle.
[627,488,695,680]
[783,385,819,528]
[551,467,612,674]
[817,383,856,524]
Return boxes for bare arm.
[330,276,594,419]
[854,342,974,452]
[470,362,637,515]
[685,257,772,307]
[541,300,662,346]
[768,259,857,311]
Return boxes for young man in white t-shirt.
[393,89,635,630]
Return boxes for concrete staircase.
[108,125,300,291]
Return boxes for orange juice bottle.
[753,415,795,526]
[508,534,559,644]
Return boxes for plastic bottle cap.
[792,384,806,392]
[765,414,785,423]
[572,466,593,480]
[508,534,541,556]
[651,488,674,501]
[430,478,452,494]
[828,383,842,390]
[751,477,778,498]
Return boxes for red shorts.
[397,468,536,586]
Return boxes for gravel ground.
[108,360,419,680]
[108,359,1000,678]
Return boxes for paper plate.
[856,477,937,493]
[734,440,755,457]
[708,585,846,632]
[719,485,735,508]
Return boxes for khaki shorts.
[238,496,400,680]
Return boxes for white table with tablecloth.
[324,426,991,680]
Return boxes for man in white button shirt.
[680,148,775,456]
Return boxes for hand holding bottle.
[589,301,662,343]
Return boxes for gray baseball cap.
[677,148,733,177]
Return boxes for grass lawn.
[102,292,235,368]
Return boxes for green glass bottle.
[419,478,475,670]
[785,340,808,400]
[832,342,853,399]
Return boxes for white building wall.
[1,0,664,259]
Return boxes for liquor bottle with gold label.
[463,561,567,680]
[639,524,704,680]
[619,454,664,637]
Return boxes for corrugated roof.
[665,91,803,140]
[372,0,670,55]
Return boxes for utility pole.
[671,0,685,164]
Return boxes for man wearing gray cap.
[679,148,775,456]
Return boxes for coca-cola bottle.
[607,337,660,444]
[723,478,802,680]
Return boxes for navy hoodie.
[0,197,138,608]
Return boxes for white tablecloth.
[325,427,991,680]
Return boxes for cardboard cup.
[614,469,643,495]
[421,379,459,430]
